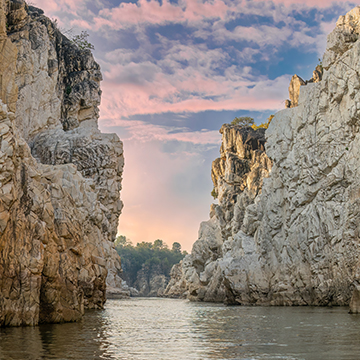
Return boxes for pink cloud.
[69,19,92,30]
[32,0,86,16]
[99,68,289,120]
[255,0,353,7]
[30,0,59,14]
[91,0,354,32]
[95,0,233,29]
[33,0,355,35]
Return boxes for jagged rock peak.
[286,65,323,109]
[0,0,125,326]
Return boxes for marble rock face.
[165,125,272,301]
[0,1,125,326]
[166,6,360,309]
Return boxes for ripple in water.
[1,298,360,359]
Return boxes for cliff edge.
[0,0,124,326]
[165,6,360,309]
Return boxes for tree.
[115,235,132,247]
[71,31,95,50]
[231,116,254,127]
[115,239,186,288]
[172,242,181,253]
[154,239,167,250]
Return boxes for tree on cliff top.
[230,115,274,130]
[231,116,254,126]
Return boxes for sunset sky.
[33,0,356,251]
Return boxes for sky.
[32,0,356,251]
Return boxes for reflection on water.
[1,298,360,359]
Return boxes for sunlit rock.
[166,6,360,308]
[0,0,124,326]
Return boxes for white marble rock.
[165,6,360,311]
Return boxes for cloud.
[101,118,222,145]
[32,0,60,14]
[92,0,356,31]
[86,1,353,121]
[258,0,355,8]
[99,61,290,119]
[34,0,87,16]
[94,0,232,30]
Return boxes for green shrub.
[251,114,274,130]
[71,31,95,50]
[211,188,218,199]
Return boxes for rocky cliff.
[0,0,124,326]
[165,6,360,310]
[164,125,272,301]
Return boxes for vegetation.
[50,17,94,51]
[229,114,274,130]
[231,116,254,127]
[71,31,95,50]
[211,187,218,199]
[318,57,323,72]
[251,114,274,130]
[115,236,187,286]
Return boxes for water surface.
[1,298,360,360]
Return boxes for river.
[0,298,359,359]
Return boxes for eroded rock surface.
[166,6,360,307]
[0,1,124,326]
[165,125,272,301]
[288,75,306,108]
[286,66,323,108]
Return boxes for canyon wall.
[0,1,124,326]
[165,6,360,309]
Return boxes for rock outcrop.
[165,125,272,301]
[287,75,306,108]
[0,1,124,326]
[166,6,360,308]
[134,264,168,297]
[286,65,323,108]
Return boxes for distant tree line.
[115,236,187,287]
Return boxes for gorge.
[1,0,360,331]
